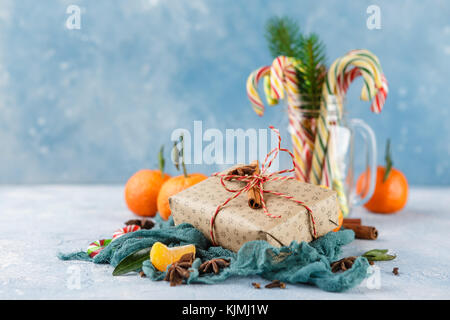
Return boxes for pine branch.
[297,33,327,110]
[265,16,303,59]
[265,17,327,111]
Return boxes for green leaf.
[362,249,396,261]
[112,247,151,276]
[365,249,388,254]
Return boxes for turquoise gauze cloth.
[58,217,370,292]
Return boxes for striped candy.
[246,56,310,181]
[246,57,301,116]
[245,50,388,216]
[309,49,388,185]
[271,57,309,181]
[87,239,111,258]
[112,225,141,241]
[270,56,301,107]
[308,49,388,215]
[339,69,388,114]
[246,65,271,116]
[263,75,278,106]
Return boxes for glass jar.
[287,95,377,215]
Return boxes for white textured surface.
[0,185,449,300]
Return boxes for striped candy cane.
[309,49,387,185]
[246,65,272,116]
[309,49,388,215]
[246,56,314,182]
[270,56,309,181]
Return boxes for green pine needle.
[296,33,327,110]
[265,17,327,111]
[265,16,303,58]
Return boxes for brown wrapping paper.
[169,167,340,252]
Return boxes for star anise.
[227,163,258,177]
[124,219,154,230]
[330,256,357,273]
[199,258,231,274]
[164,253,194,286]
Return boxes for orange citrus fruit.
[150,242,196,272]
[124,169,170,217]
[357,166,408,214]
[319,184,343,231]
[333,210,344,232]
[157,173,207,220]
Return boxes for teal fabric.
[58,217,370,292]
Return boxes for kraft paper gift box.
[170,167,340,252]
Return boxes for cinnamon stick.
[343,224,378,240]
[342,218,362,226]
[247,160,262,209]
[226,161,263,209]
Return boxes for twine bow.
[209,126,317,246]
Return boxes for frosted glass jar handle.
[349,119,377,207]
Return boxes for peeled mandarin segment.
[150,242,172,272]
[150,242,196,272]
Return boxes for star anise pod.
[124,219,154,230]
[227,163,258,177]
[330,256,357,273]
[164,253,194,286]
[199,258,231,274]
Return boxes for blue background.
[0,0,448,185]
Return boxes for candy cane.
[309,49,388,185]
[309,50,388,215]
[273,57,316,181]
[263,74,278,106]
[247,56,309,181]
[246,66,271,116]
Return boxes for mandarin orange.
[125,169,170,217]
[157,173,207,220]
[356,140,408,214]
[357,166,408,214]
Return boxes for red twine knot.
[209,126,317,246]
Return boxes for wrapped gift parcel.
[170,166,340,252]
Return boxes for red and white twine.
[209,126,317,246]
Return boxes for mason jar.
[287,95,377,215]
